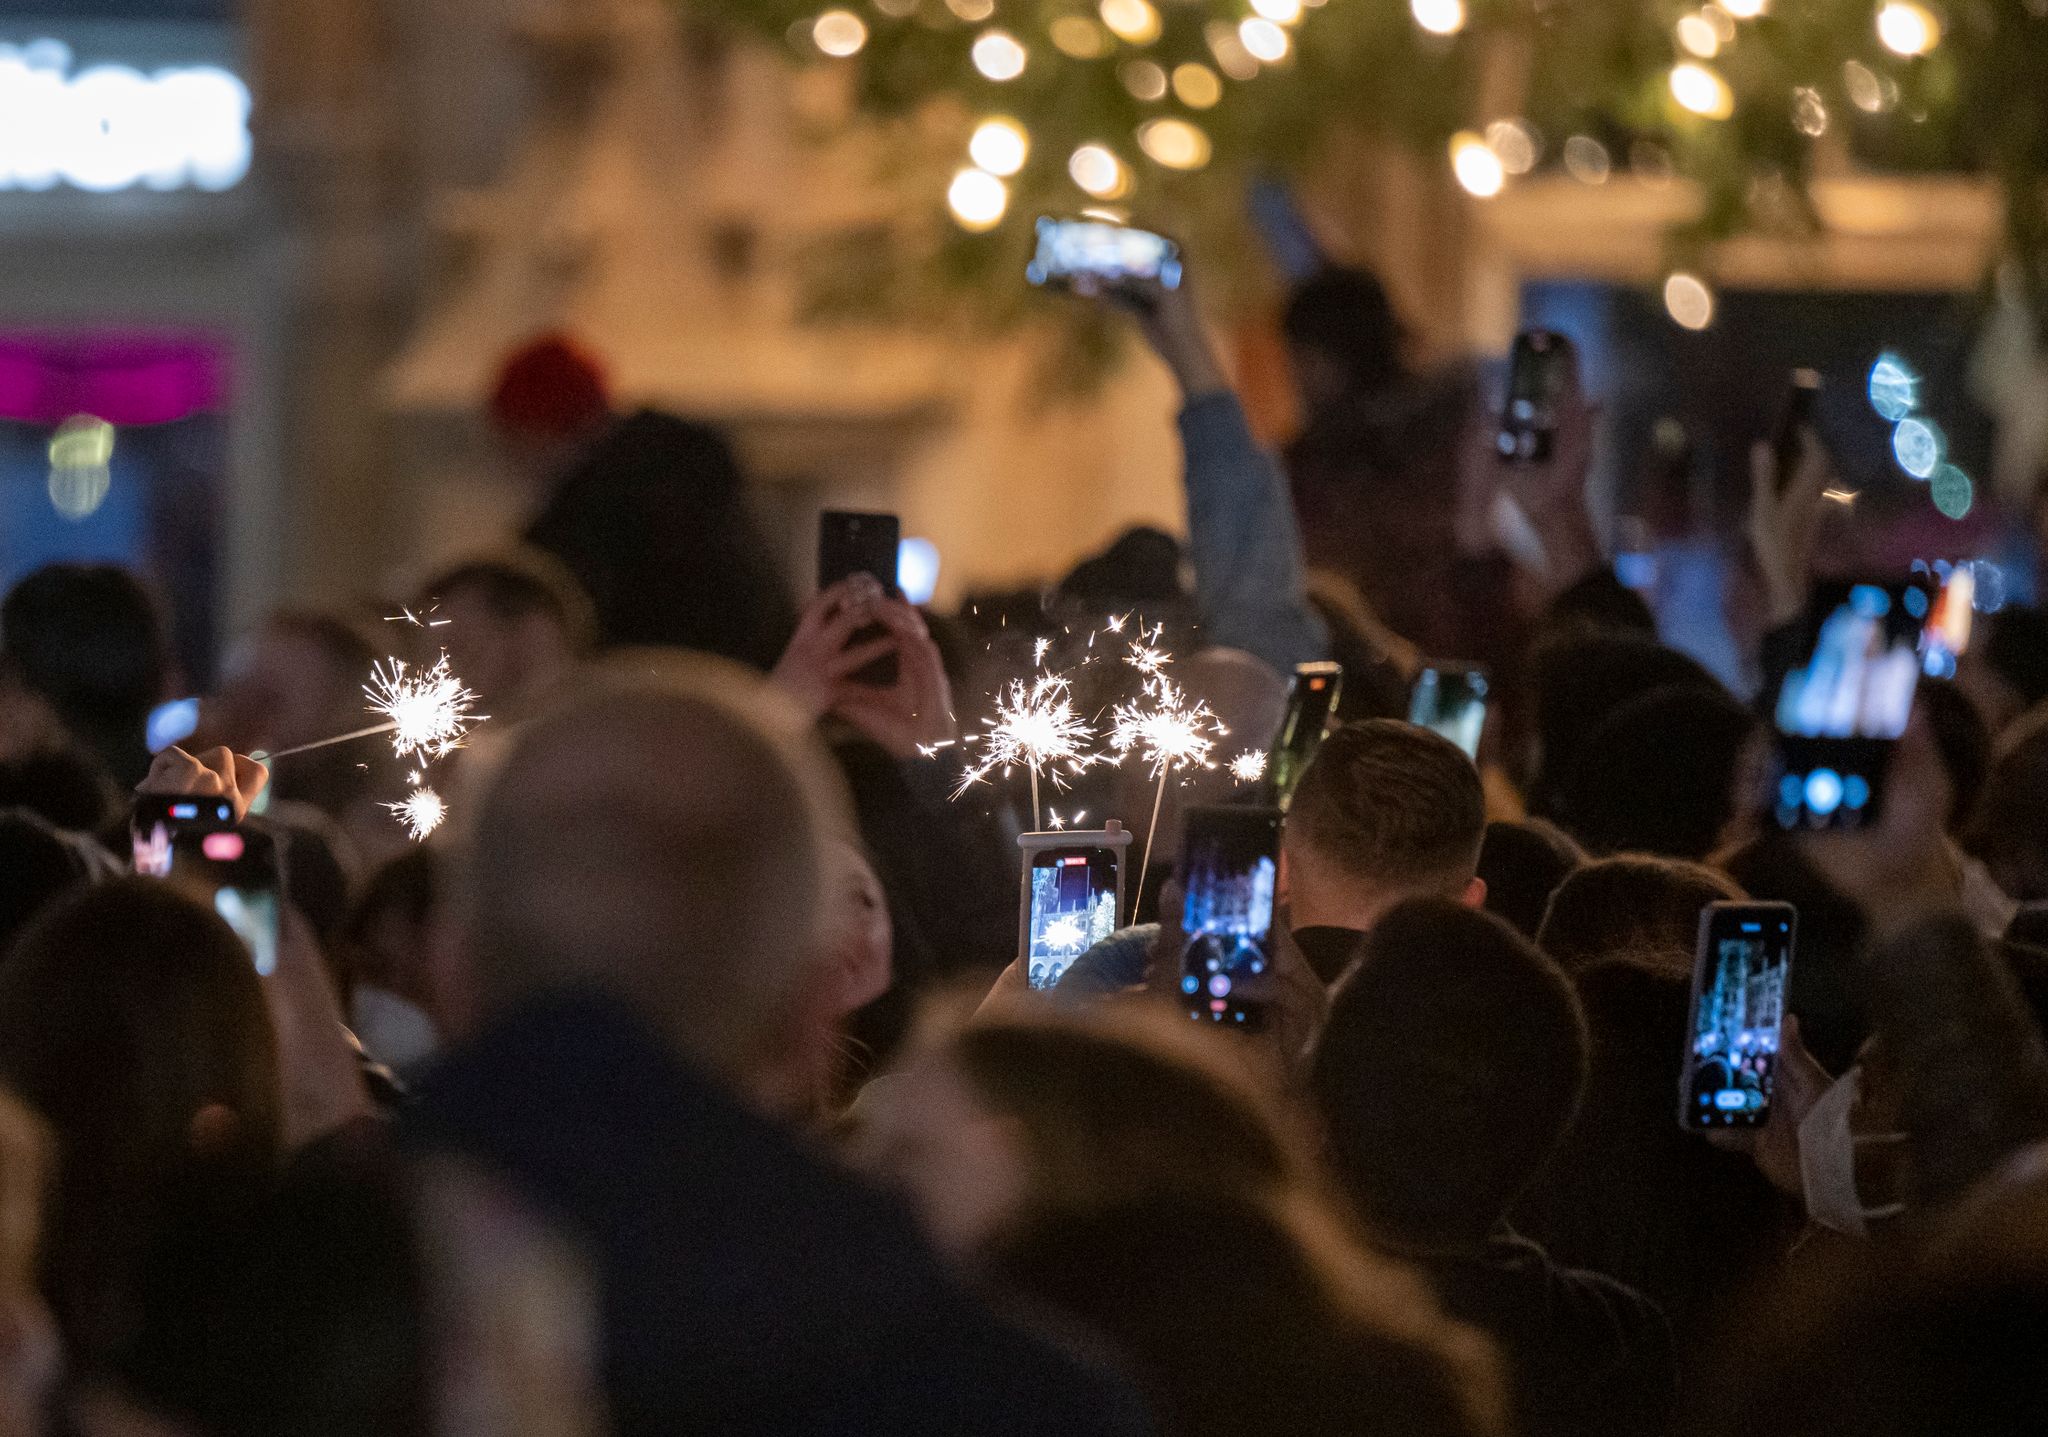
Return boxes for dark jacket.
[403,988,1151,1437]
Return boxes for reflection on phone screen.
[1683,911,1791,1128]
[1408,667,1488,761]
[1179,812,1280,1026]
[1026,849,1120,989]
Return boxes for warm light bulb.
[1669,61,1734,118]
[1205,21,1261,77]
[971,29,1028,79]
[947,167,1008,229]
[1069,143,1129,197]
[1484,118,1539,175]
[1099,0,1162,43]
[811,9,868,55]
[1136,117,1211,169]
[1410,0,1467,35]
[1721,0,1766,16]
[1238,17,1289,60]
[1049,16,1108,55]
[969,117,1029,175]
[1876,0,1939,55]
[1251,0,1304,22]
[1121,59,1167,100]
[1664,272,1715,330]
[1448,131,1504,197]
[1172,63,1222,107]
[1675,13,1720,57]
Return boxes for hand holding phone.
[1496,331,1574,465]
[1026,217,1183,294]
[1407,664,1488,761]
[163,827,282,976]
[1177,807,1282,1028]
[817,511,902,688]
[1020,823,1133,990]
[1681,902,1796,1131]
[1267,663,1342,808]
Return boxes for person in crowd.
[1523,632,1727,817]
[336,850,446,1072]
[403,653,1150,1435]
[0,746,121,835]
[1477,819,1583,940]
[0,565,170,793]
[1548,684,1759,859]
[1967,704,2048,905]
[1310,898,1675,1437]
[418,546,596,724]
[1919,677,1993,835]
[0,809,118,956]
[1536,855,1743,976]
[1956,603,2048,736]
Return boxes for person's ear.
[187,1102,241,1157]
[1460,875,1488,910]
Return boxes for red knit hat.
[488,332,612,440]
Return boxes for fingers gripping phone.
[1267,663,1342,808]
[818,510,901,687]
[1019,823,1133,989]
[131,793,237,876]
[1407,664,1488,761]
[1496,330,1574,464]
[1680,902,1796,1131]
[1026,218,1183,292]
[163,827,283,977]
[1178,807,1282,1029]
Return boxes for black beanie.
[1311,898,1588,1248]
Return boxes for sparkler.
[367,652,483,762]
[953,669,1096,829]
[385,786,447,842]
[1109,674,1227,919]
[1230,749,1269,785]
[1041,915,1087,953]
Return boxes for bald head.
[456,652,851,1081]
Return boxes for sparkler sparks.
[953,671,1098,798]
[1034,635,1053,666]
[385,604,451,629]
[1041,915,1087,952]
[385,786,447,842]
[1230,749,1269,784]
[1108,676,1226,779]
[366,652,482,762]
[1047,808,1087,831]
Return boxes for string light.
[1868,352,1919,420]
[1676,13,1721,56]
[1876,0,1939,54]
[1069,143,1130,197]
[1410,0,1467,35]
[1484,118,1539,174]
[1205,21,1260,78]
[1251,0,1304,22]
[1449,130,1505,197]
[1172,62,1222,107]
[1137,117,1211,169]
[1720,0,1766,16]
[1099,0,1162,43]
[1664,272,1715,329]
[1050,16,1109,56]
[811,9,868,55]
[1892,417,1944,478]
[1792,86,1829,136]
[1121,59,1168,100]
[971,29,1028,80]
[1237,18,1289,60]
[1563,135,1612,183]
[1670,61,1735,118]
[947,167,1008,228]
[969,117,1029,175]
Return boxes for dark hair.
[343,849,440,996]
[1537,855,1743,975]
[1,564,168,790]
[1919,678,1992,834]
[1717,836,1869,1075]
[1551,685,1759,859]
[1512,958,1796,1337]
[1311,899,1588,1246]
[1057,527,1186,611]
[992,1191,1506,1437]
[1542,570,1657,641]
[1478,820,1584,940]
[0,880,281,1370]
[1982,605,2048,712]
[1526,635,1724,818]
[0,808,99,956]
[1289,721,1487,891]
[1966,705,2048,903]
[0,744,120,833]
[263,608,377,687]
[1282,267,1405,394]
[422,546,597,654]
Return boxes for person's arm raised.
[136,744,269,822]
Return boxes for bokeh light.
[1792,86,1829,136]
[1892,417,1943,478]
[1721,0,1766,16]
[1563,135,1612,183]
[1929,464,1973,519]
[1484,118,1539,174]
[1252,0,1305,21]
[1121,60,1168,100]
[1676,14,1721,57]
[811,10,868,56]
[1410,0,1467,34]
[1099,0,1162,43]
[1136,117,1212,168]
[1069,143,1130,197]
[1449,131,1504,197]
[969,117,1029,175]
[47,414,113,520]
[1172,63,1222,107]
[971,30,1028,80]
[1876,0,1939,55]
[1843,60,1888,112]
[1669,61,1735,118]
[1663,272,1715,329]
[1049,17,1109,56]
[1868,352,1919,420]
[947,167,1008,229]
[1238,18,1290,60]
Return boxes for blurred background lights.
[1484,119,1539,174]
[1868,352,1919,419]
[1676,13,1722,56]
[946,167,1008,229]
[811,10,868,56]
[968,117,1029,175]
[971,30,1028,80]
[1410,0,1467,35]
[1237,18,1290,60]
[1792,86,1829,135]
[1702,5,1738,40]
[1670,61,1735,118]
[1068,143,1129,197]
[1891,416,1943,477]
[1099,0,1162,43]
[1049,17,1109,56]
[1929,464,1973,519]
[1172,63,1223,107]
[1663,272,1715,329]
[1449,131,1505,197]
[1876,0,1940,54]
[1121,59,1168,100]
[1251,0,1305,22]
[1563,135,1612,183]
[945,0,995,17]
[1205,22,1261,78]
[0,51,251,193]
[1721,0,1767,15]
[1136,117,1211,169]
[897,538,941,606]
[1842,60,1888,111]
[47,414,113,520]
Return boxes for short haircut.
[1287,720,1486,892]
[456,652,849,1075]
[1281,266,1404,392]
[422,546,597,655]
[1536,855,1742,976]
[1311,899,1588,1245]
[1477,819,1584,940]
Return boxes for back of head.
[458,651,848,1080]
[1718,836,1868,1073]
[1057,527,1186,612]
[992,1190,1505,1437]
[1,564,166,789]
[1282,266,1405,398]
[1286,721,1486,915]
[1918,677,1991,834]
[488,331,612,442]
[1551,684,1759,859]
[1966,704,2048,902]
[423,545,598,656]
[0,808,98,955]
[1478,820,1584,940]
[1537,855,1742,975]
[1527,634,1722,817]
[0,744,120,833]
[1982,605,2048,714]
[1541,570,1658,642]
[1311,899,1587,1247]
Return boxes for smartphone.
[1267,662,1342,807]
[1407,664,1488,761]
[1769,579,1931,831]
[1496,330,1573,464]
[164,827,282,977]
[1769,368,1822,493]
[1177,806,1282,1029]
[817,510,901,687]
[1026,218,1183,291]
[1018,822,1133,989]
[131,792,237,876]
[1680,901,1796,1131]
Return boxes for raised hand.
[827,599,958,759]
[136,744,269,822]
[770,575,895,720]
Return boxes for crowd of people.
[2,252,2048,1437]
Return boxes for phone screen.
[1496,331,1571,463]
[1770,580,1928,831]
[1025,846,1122,989]
[1408,665,1488,760]
[1770,369,1822,493]
[1025,218,1183,290]
[1178,807,1282,1028]
[1268,663,1342,806]
[166,828,282,976]
[131,794,237,876]
[817,511,902,686]
[1680,903,1795,1130]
